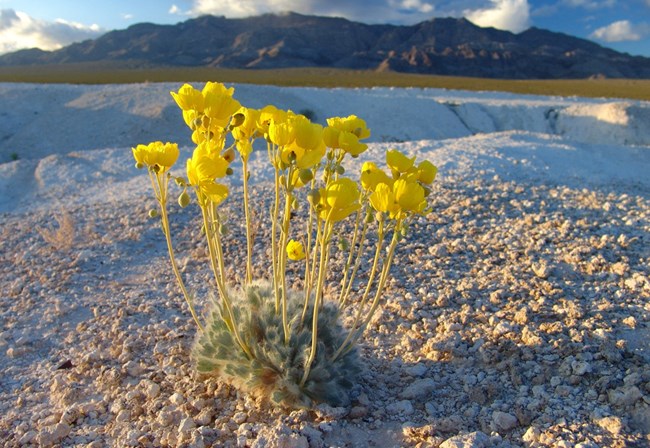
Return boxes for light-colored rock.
[492,411,518,432]
[440,431,490,448]
[400,378,436,400]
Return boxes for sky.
[0,0,649,57]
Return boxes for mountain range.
[2,12,649,79]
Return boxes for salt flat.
[0,82,648,447]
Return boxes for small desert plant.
[37,211,75,251]
[133,81,437,407]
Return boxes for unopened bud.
[192,117,202,130]
[335,165,345,175]
[307,189,321,207]
[365,211,374,223]
[178,191,190,208]
[375,211,384,222]
[174,177,186,187]
[148,209,159,218]
[291,197,300,211]
[226,167,234,176]
[223,147,236,163]
[135,162,144,169]
[219,223,228,235]
[230,113,245,127]
[298,169,313,184]
[338,238,349,251]
[422,185,431,197]
[201,115,211,129]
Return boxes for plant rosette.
[132,82,437,408]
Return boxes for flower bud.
[365,210,374,223]
[174,177,186,187]
[291,197,300,211]
[338,238,349,251]
[223,147,236,163]
[226,167,234,176]
[219,223,228,235]
[135,162,144,169]
[298,169,313,184]
[201,115,211,129]
[178,191,190,208]
[230,113,245,128]
[375,211,384,222]
[307,189,321,207]
[148,209,159,218]
[192,117,202,130]
[335,165,345,175]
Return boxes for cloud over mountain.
[0,8,103,55]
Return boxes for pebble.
[400,378,436,400]
[492,411,518,432]
[386,400,414,416]
[440,431,490,448]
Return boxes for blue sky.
[0,0,649,57]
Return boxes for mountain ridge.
[1,12,649,79]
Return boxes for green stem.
[333,220,401,361]
[153,172,204,332]
[279,185,294,344]
[242,158,254,285]
[331,219,386,361]
[300,217,333,387]
[206,202,254,360]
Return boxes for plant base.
[192,280,360,408]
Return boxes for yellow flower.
[386,149,415,174]
[338,132,367,157]
[170,84,204,112]
[258,105,288,135]
[286,239,306,261]
[186,142,229,186]
[202,82,242,129]
[324,115,370,156]
[322,126,340,148]
[231,107,261,141]
[326,115,370,139]
[369,183,398,216]
[200,181,229,206]
[361,162,393,192]
[394,179,426,214]
[269,121,295,147]
[293,116,322,150]
[132,141,179,172]
[319,178,361,222]
[416,160,437,184]
[236,140,253,161]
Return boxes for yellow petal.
[386,149,415,173]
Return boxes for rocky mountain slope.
[1,12,649,79]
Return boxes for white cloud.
[190,0,296,17]
[464,0,530,33]
[562,0,616,9]
[590,20,648,42]
[169,5,181,15]
[121,13,134,20]
[0,9,103,54]
[389,0,434,13]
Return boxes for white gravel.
[0,83,649,447]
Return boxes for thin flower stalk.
[335,221,402,359]
[300,216,334,386]
[151,171,204,332]
[242,158,254,285]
